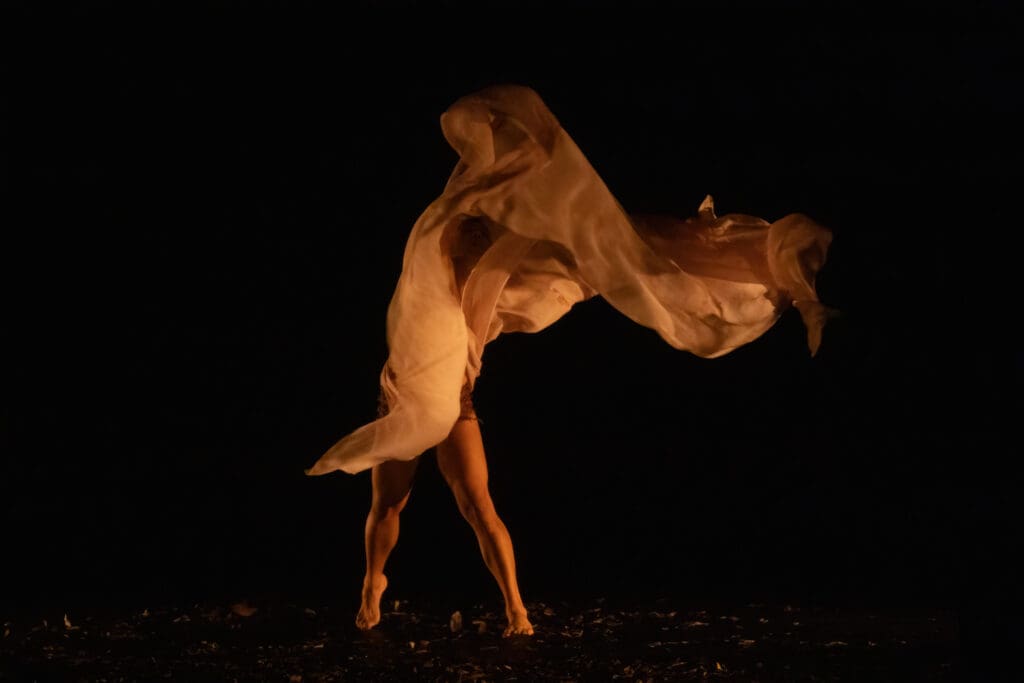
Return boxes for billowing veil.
[306,85,832,476]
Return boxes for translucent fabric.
[305,85,832,476]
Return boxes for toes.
[355,610,380,630]
[502,624,535,637]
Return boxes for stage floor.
[2,596,960,681]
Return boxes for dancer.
[306,85,833,638]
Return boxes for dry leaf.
[231,602,258,618]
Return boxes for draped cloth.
[305,85,832,476]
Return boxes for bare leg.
[356,456,420,630]
[436,419,534,637]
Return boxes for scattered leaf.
[231,602,258,618]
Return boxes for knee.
[455,491,499,530]
[370,497,409,522]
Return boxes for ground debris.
[230,601,258,618]
[0,599,960,681]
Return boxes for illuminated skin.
[355,417,534,637]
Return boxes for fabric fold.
[306,85,832,476]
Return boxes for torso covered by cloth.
[305,85,832,476]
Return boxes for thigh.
[436,419,489,496]
[371,456,420,509]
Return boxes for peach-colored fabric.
[306,85,831,476]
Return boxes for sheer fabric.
[306,85,832,476]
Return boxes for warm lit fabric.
[306,85,832,476]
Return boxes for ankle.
[506,605,529,619]
[363,573,387,589]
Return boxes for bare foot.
[355,574,388,630]
[503,611,534,637]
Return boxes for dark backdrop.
[5,1,1018,622]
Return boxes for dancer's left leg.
[436,418,534,637]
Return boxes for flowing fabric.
[306,85,832,476]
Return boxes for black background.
[5,0,1019,628]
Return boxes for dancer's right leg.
[356,455,420,630]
